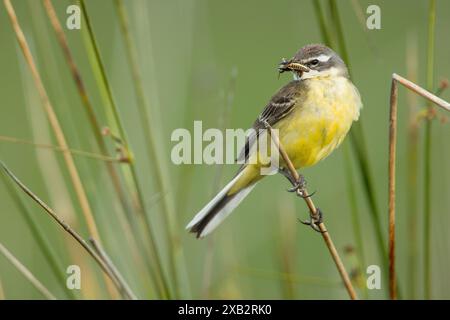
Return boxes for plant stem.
[3,0,122,297]
[328,0,349,69]
[113,0,187,298]
[315,0,388,294]
[1,174,77,299]
[42,0,151,298]
[388,73,449,300]
[405,34,419,299]
[3,0,101,247]
[0,135,123,162]
[311,0,335,48]
[328,0,390,294]
[424,0,436,300]
[0,241,56,300]
[388,78,398,300]
[79,0,171,298]
[343,143,368,299]
[42,0,136,228]
[266,125,358,300]
[0,161,137,300]
[0,277,4,299]
[89,238,137,300]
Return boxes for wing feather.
[237,80,302,163]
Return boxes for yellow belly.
[275,76,361,168]
[228,76,361,195]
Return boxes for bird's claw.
[298,190,316,199]
[287,175,307,193]
[279,170,315,198]
[299,208,326,233]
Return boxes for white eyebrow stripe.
[308,54,331,62]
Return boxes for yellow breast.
[276,76,362,168]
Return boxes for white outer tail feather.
[186,169,256,238]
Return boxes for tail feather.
[186,170,256,238]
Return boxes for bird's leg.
[300,207,326,233]
[278,166,304,190]
[278,167,316,198]
[278,167,297,185]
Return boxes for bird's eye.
[309,59,319,66]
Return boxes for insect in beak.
[278,58,310,78]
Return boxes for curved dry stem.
[388,73,450,300]
[266,125,358,300]
[0,161,137,300]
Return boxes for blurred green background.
[0,0,449,299]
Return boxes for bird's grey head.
[279,44,349,80]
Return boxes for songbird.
[186,44,362,238]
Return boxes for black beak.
[278,58,310,74]
[278,58,291,74]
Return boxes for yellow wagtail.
[186,44,362,238]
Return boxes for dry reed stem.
[388,73,450,300]
[3,0,100,242]
[0,161,137,300]
[0,241,56,300]
[266,125,358,300]
[388,79,398,300]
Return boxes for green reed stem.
[328,0,394,295]
[311,0,389,295]
[113,0,189,298]
[79,0,171,299]
[407,122,419,299]
[57,0,156,296]
[4,0,103,251]
[328,0,349,70]
[311,0,335,48]
[424,0,436,300]
[405,34,419,299]
[343,143,368,299]
[41,0,137,238]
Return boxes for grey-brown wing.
[236,81,301,163]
